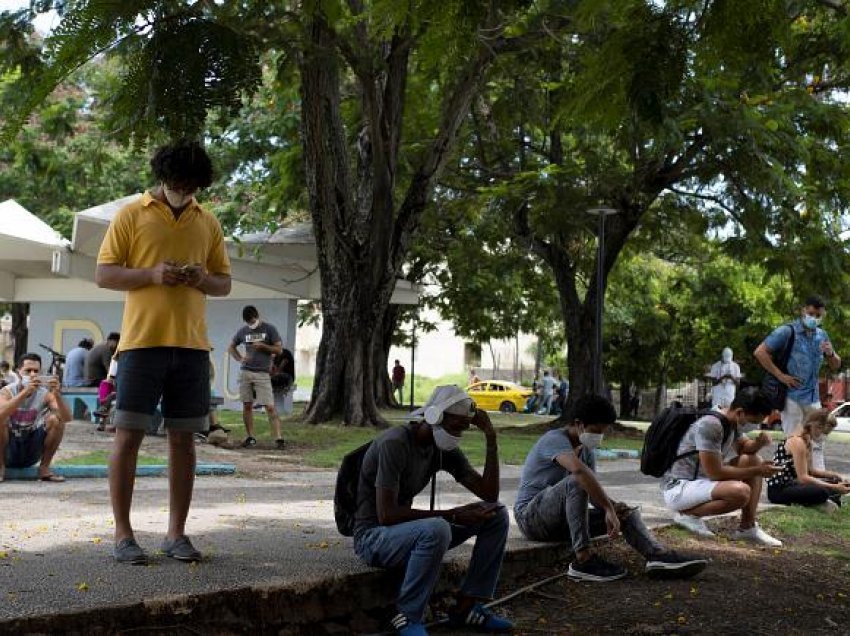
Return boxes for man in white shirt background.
[707,347,741,409]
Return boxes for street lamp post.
[409,313,417,411]
[586,207,618,396]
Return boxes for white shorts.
[662,478,717,512]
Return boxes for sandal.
[39,473,66,483]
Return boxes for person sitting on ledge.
[514,394,709,582]
[352,385,513,636]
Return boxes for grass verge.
[59,450,167,466]
[217,408,643,468]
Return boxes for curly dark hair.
[150,139,214,190]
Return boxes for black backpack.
[760,323,796,411]
[640,406,731,478]
[334,441,372,537]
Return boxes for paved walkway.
[2,420,849,630]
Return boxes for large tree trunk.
[11,303,28,366]
[516,197,645,425]
[298,17,395,427]
[298,12,505,425]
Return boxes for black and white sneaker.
[645,551,709,579]
[567,554,627,582]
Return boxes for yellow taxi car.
[466,381,534,413]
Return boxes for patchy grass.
[59,450,167,466]
[498,505,850,635]
[217,408,643,468]
[760,500,850,541]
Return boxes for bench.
[61,388,100,421]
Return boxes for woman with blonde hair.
[767,408,849,512]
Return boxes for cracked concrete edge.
[0,540,576,634]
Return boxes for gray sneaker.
[162,535,202,562]
[113,538,148,565]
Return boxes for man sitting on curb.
[662,387,783,545]
[0,353,72,482]
[514,394,708,582]
[353,385,512,636]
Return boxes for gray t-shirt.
[85,342,113,384]
[541,375,556,396]
[353,423,476,535]
[1,382,50,433]
[231,321,282,372]
[514,429,595,516]
[664,413,739,482]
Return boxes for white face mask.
[432,425,461,451]
[162,185,193,209]
[247,319,260,329]
[579,431,604,450]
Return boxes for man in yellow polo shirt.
[96,139,232,565]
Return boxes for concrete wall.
[28,298,297,412]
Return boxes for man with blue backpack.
[650,387,783,544]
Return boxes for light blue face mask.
[432,426,461,451]
[802,314,822,330]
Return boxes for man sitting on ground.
[0,353,72,482]
[353,385,512,636]
[514,394,708,582]
[663,387,783,545]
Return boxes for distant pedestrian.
[85,333,120,386]
[555,374,569,415]
[97,139,232,565]
[391,359,406,405]
[0,361,18,388]
[63,337,94,387]
[228,305,284,449]
[469,367,481,386]
[755,295,841,471]
[538,370,555,415]
[706,347,741,408]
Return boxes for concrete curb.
[0,539,575,634]
[4,463,237,480]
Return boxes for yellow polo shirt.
[97,192,231,352]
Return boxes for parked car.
[830,402,850,432]
[466,381,534,413]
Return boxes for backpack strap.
[689,411,732,480]
[776,323,796,371]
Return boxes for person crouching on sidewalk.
[663,387,783,545]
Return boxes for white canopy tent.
[0,196,419,305]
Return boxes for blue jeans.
[354,507,509,623]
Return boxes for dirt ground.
[452,519,850,636]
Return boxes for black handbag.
[760,324,796,411]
